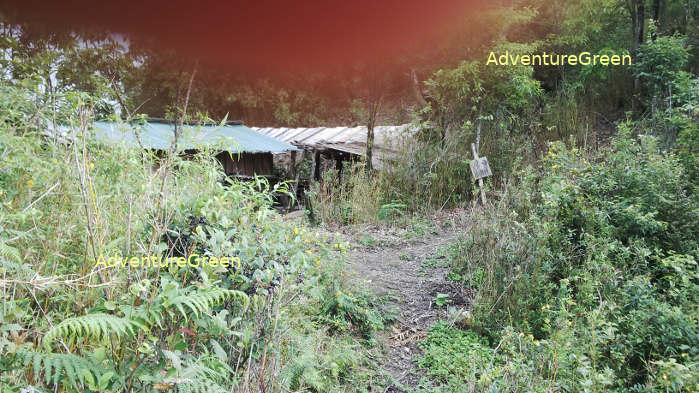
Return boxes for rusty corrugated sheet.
[251,125,415,166]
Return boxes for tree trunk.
[652,0,666,31]
[628,0,645,50]
[410,69,429,108]
[365,96,381,172]
[629,0,646,114]
[366,124,375,171]
[637,2,645,45]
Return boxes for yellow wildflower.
[27,180,34,187]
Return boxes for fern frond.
[128,302,166,329]
[0,241,21,263]
[162,349,183,371]
[177,365,229,393]
[17,350,101,389]
[283,351,325,391]
[176,378,229,393]
[43,313,143,349]
[169,288,247,319]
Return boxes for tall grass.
[308,162,387,225]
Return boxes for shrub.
[0,79,381,393]
[444,129,698,391]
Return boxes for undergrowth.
[0,80,384,392]
[425,126,698,392]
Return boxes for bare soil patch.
[343,212,472,392]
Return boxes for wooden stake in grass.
[470,143,492,205]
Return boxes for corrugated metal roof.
[90,121,299,153]
[251,125,414,163]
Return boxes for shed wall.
[216,152,274,177]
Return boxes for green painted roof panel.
[91,121,299,153]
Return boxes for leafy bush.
[444,128,699,391]
[0,79,381,393]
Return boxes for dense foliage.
[0,80,385,392]
[437,126,698,391]
[307,0,698,220]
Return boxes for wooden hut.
[90,119,299,178]
[252,124,414,179]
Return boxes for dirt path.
[344,217,472,392]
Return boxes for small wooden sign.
[471,143,490,205]
[470,157,492,180]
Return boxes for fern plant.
[168,288,248,320]
[0,240,21,263]
[42,313,143,349]
[13,350,107,390]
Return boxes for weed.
[433,294,450,308]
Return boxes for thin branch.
[23,182,60,212]
[0,269,116,291]
[410,69,429,108]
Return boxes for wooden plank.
[469,157,492,180]
[287,150,305,211]
[471,143,489,205]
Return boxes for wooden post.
[471,143,487,205]
[335,155,343,184]
[312,150,321,181]
[287,150,305,211]
[288,150,297,180]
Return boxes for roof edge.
[145,117,244,126]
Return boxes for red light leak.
[2,0,490,73]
